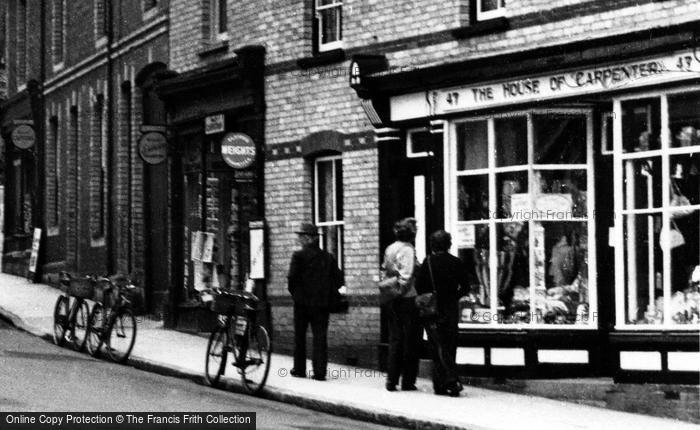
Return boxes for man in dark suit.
[288,223,343,381]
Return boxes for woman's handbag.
[659,220,685,251]
[377,275,401,304]
[415,256,438,319]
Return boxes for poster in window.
[456,224,476,248]
[201,232,215,263]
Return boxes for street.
[0,318,396,430]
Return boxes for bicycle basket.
[210,293,238,315]
[68,278,94,299]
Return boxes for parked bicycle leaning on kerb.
[85,274,138,363]
[53,272,93,351]
[204,283,272,395]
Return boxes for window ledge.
[90,236,106,248]
[451,17,509,39]
[52,62,65,74]
[297,49,346,70]
[143,7,159,22]
[95,36,108,49]
[198,39,229,58]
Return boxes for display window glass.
[451,109,596,329]
[614,89,700,328]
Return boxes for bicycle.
[53,272,93,351]
[85,275,138,363]
[205,289,271,394]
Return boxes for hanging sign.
[392,48,700,121]
[205,114,225,135]
[11,124,35,149]
[221,132,256,169]
[138,132,168,165]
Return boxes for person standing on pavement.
[288,223,343,381]
[415,230,468,396]
[382,218,420,392]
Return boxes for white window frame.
[447,108,597,330]
[209,0,228,42]
[51,0,65,71]
[316,0,343,52]
[613,85,700,331]
[143,0,159,21]
[314,155,344,267]
[476,0,506,22]
[406,128,433,158]
[94,0,108,48]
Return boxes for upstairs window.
[17,0,27,84]
[316,0,342,52]
[477,0,506,21]
[208,0,227,41]
[95,0,108,42]
[52,0,65,66]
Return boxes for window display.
[618,91,700,327]
[454,110,595,327]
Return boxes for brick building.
[1,0,170,314]
[160,0,699,381]
[2,0,697,383]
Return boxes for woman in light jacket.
[382,217,420,392]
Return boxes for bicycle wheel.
[70,300,90,351]
[105,308,137,363]
[52,296,69,346]
[86,303,105,356]
[240,324,271,394]
[205,326,228,387]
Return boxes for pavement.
[0,273,697,430]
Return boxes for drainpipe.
[105,0,115,273]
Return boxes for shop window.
[617,91,700,327]
[314,155,344,268]
[316,0,343,52]
[452,110,595,328]
[477,0,506,21]
[52,0,64,67]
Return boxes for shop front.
[156,46,265,331]
[352,35,699,383]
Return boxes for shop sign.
[392,48,700,121]
[221,132,256,169]
[205,114,225,135]
[11,124,35,149]
[138,132,168,165]
[249,221,265,280]
[28,228,42,280]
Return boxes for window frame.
[476,0,506,22]
[94,0,108,47]
[612,86,700,331]
[314,154,344,268]
[315,0,343,52]
[51,0,65,70]
[448,108,598,330]
[209,0,228,42]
